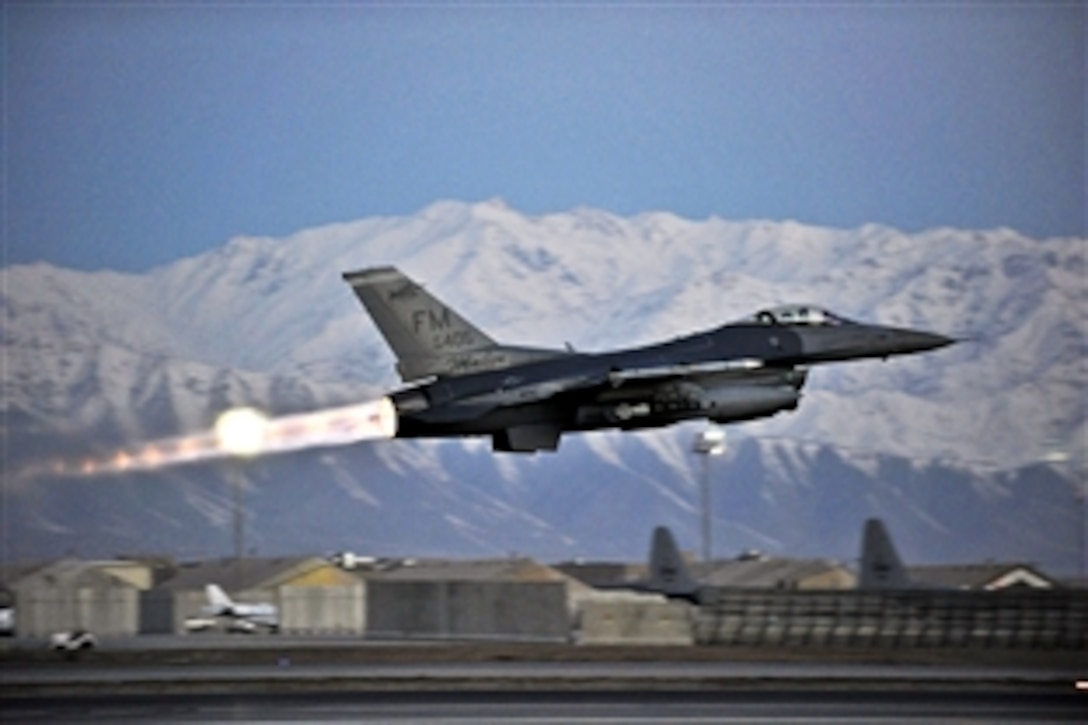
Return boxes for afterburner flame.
[215,407,268,457]
[35,397,398,478]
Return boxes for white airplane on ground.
[202,583,279,633]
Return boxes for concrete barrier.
[577,600,694,646]
[696,589,1088,650]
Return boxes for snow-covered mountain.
[2,200,1084,574]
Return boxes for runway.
[3,689,1086,723]
[2,640,1084,721]
[1,658,1082,692]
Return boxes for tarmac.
[1,638,1084,695]
[3,689,1086,723]
[2,639,1085,722]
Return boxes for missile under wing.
[344,267,953,453]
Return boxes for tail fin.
[343,266,565,382]
[205,583,235,612]
[858,518,912,590]
[646,526,700,599]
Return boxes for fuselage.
[391,316,950,445]
[342,268,953,453]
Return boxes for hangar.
[146,556,363,635]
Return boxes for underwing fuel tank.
[577,381,801,429]
[698,383,801,423]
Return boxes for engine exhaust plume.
[33,396,398,478]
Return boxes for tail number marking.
[410,307,477,350]
[412,307,453,334]
[434,330,475,349]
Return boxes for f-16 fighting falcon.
[344,267,954,453]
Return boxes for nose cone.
[883,329,956,356]
[798,325,955,362]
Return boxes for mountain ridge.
[2,201,1083,573]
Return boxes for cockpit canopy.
[747,305,853,327]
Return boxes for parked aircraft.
[643,525,704,603]
[644,519,915,601]
[202,584,279,633]
[344,267,953,453]
[858,518,914,590]
[579,525,705,603]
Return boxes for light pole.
[1042,447,1085,583]
[693,429,726,564]
[215,407,268,592]
[229,462,245,590]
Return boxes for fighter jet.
[344,267,953,453]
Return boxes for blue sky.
[5,3,1084,272]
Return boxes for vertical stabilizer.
[343,266,566,382]
[858,518,912,590]
[647,526,700,599]
[343,267,496,382]
[205,583,235,613]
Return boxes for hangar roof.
[907,563,1058,590]
[699,556,855,590]
[360,556,588,590]
[159,556,353,592]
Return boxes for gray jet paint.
[344,267,953,453]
